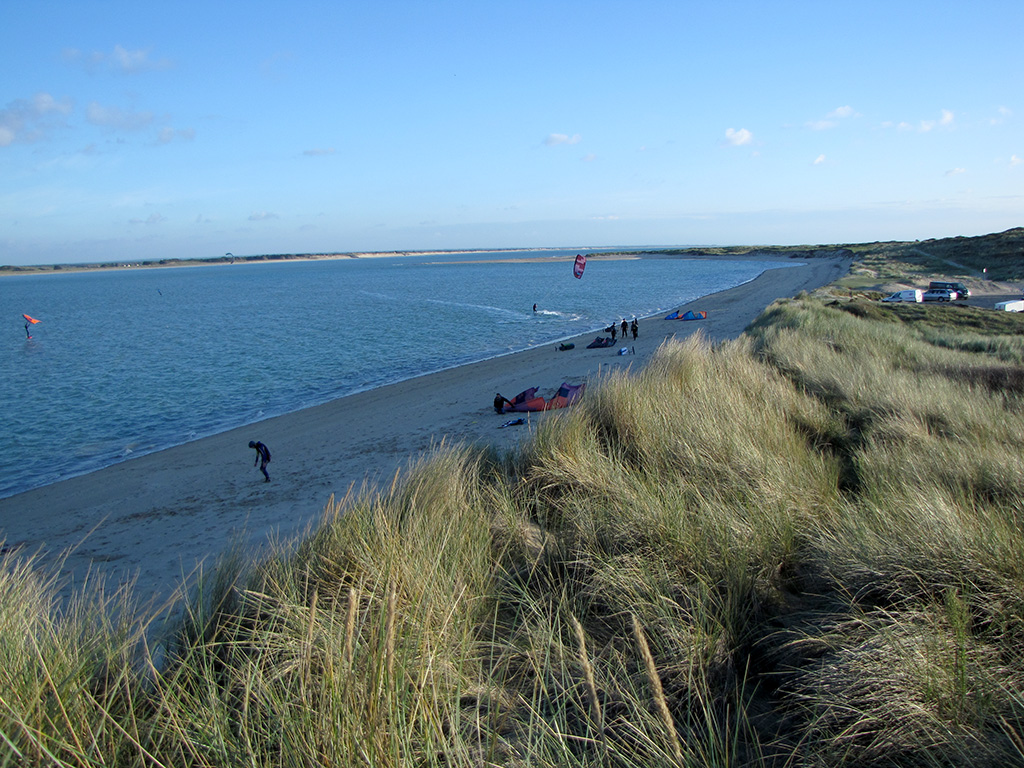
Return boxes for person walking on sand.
[494,393,514,413]
[631,317,638,340]
[249,440,271,482]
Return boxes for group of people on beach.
[608,317,638,342]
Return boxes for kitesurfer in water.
[533,303,537,312]
[24,321,31,339]
[249,440,272,482]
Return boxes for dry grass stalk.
[344,585,358,668]
[386,581,397,685]
[632,613,683,764]
[572,614,604,735]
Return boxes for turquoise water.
[1,250,786,498]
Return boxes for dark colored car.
[928,281,970,298]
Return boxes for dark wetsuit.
[251,440,271,482]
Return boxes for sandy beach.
[0,255,851,609]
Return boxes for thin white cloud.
[990,106,1012,125]
[544,133,581,146]
[808,105,858,130]
[945,167,966,176]
[157,126,195,144]
[129,212,167,225]
[64,45,172,74]
[1010,155,1022,167]
[303,148,336,156]
[248,211,279,221]
[724,127,753,146]
[920,109,954,132]
[86,101,154,131]
[0,92,73,145]
[813,154,826,165]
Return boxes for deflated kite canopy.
[503,382,585,412]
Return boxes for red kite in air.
[573,253,586,279]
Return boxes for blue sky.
[2,1,1022,265]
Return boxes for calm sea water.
[1,249,787,499]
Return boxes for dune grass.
[2,293,1024,766]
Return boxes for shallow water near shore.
[1,249,788,498]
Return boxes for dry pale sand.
[0,255,850,609]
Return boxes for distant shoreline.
[0,246,846,277]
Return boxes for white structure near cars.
[882,289,924,302]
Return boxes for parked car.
[922,288,958,302]
[928,281,970,298]
[882,289,924,303]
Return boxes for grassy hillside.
[839,227,1024,286]
[644,227,1024,287]
[2,279,1024,766]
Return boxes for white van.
[882,289,923,303]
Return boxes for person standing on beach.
[631,317,638,340]
[621,318,628,339]
[249,440,271,482]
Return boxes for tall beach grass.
[2,294,1024,766]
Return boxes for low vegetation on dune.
[838,227,1024,288]
[3,289,1024,765]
